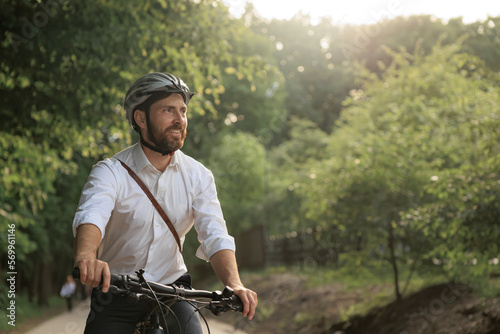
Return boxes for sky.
[223,0,500,25]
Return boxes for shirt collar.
[132,142,151,172]
[132,142,180,172]
[169,150,180,168]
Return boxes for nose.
[172,110,182,122]
[172,110,186,126]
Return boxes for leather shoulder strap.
[117,159,182,253]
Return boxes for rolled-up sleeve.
[192,170,235,261]
[72,161,118,240]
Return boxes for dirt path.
[23,299,247,334]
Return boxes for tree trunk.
[356,233,363,251]
[30,262,40,304]
[37,261,53,306]
[387,222,402,301]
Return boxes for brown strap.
[118,159,182,253]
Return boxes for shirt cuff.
[195,235,236,262]
[72,213,108,241]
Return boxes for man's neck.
[140,142,173,172]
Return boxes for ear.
[133,109,147,129]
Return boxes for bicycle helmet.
[124,72,194,129]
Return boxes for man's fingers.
[246,290,258,320]
[100,265,111,293]
[235,288,258,320]
[75,259,109,292]
[91,265,101,287]
[242,295,250,318]
[77,259,93,285]
[78,262,88,285]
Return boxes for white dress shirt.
[73,143,235,284]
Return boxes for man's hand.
[74,257,111,293]
[231,284,258,320]
[209,249,258,320]
[74,224,111,293]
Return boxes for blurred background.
[1,0,500,333]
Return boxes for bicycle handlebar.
[72,267,243,315]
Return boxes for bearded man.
[72,72,257,334]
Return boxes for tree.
[182,12,287,159]
[207,132,267,235]
[300,41,500,300]
[264,117,330,234]
[248,14,356,133]
[0,0,272,305]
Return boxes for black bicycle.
[72,268,243,334]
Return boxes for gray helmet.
[124,72,194,128]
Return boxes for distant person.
[72,72,257,333]
[60,275,76,311]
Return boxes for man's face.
[144,93,188,152]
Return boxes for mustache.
[165,126,185,132]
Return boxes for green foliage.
[248,14,357,132]
[208,132,267,234]
[299,40,500,296]
[0,0,276,304]
[460,17,500,71]
[182,18,287,158]
[2,0,500,309]
[261,117,330,234]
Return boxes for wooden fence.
[235,225,339,269]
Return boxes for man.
[73,72,257,333]
[60,275,76,311]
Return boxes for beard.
[147,123,187,153]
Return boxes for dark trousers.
[83,274,203,334]
[66,297,73,311]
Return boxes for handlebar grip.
[222,286,234,298]
[232,294,244,312]
[73,267,80,280]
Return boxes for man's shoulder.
[112,144,137,161]
[175,150,212,175]
[175,150,198,164]
[93,144,136,172]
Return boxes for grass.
[468,276,500,298]
[260,262,446,292]
[0,294,66,332]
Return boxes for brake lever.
[209,302,225,316]
[107,286,148,302]
[126,292,149,302]
[209,298,243,316]
[108,285,129,295]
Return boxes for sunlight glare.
[224,0,500,25]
